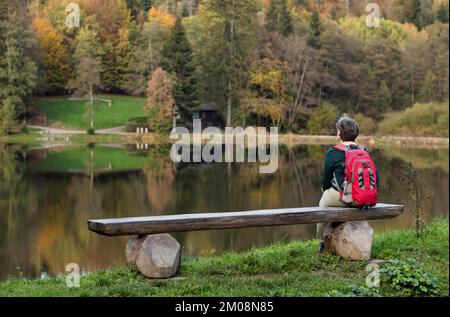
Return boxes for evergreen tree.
[0,2,37,134]
[410,0,423,29]
[198,0,258,126]
[125,19,167,96]
[162,18,198,108]
[378,80,392,111]
[266,0,292,36]
[437,2,449,23]
[308,10,322,49]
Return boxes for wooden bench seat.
[87,204,404,279]
[88,204,404,236]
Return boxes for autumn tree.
[145,68,175,133]
[32,18,70,93]
[0,2,37,134]
[148,6,176,28]
[240,57,290,128]
[68,27,103,130]
[125,13,169,95]
[402,29,427,105]
[419,23,449,102]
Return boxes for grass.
[36,95,146,130]
[0,128,44,146]
[34,145,148,172]
[0,219,447,297]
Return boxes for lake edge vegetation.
[0,218,447,297]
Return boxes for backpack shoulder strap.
[356,144,368,152]
[333,144,349,152]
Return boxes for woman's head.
[336,114,359,142]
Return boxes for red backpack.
[334,144,378,208]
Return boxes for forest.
[0,0,449,135]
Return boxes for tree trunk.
[227,0,236,127]
[89,84,94,129]
[149,43,154,74]
[227,79,232,127]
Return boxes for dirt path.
[27,125,85,135]
[28,125,126,135]
[96,126,126,134]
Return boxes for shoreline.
[0,219,448,297]
[1,133,449,149]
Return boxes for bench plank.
[88,204,404,237]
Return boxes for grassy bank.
[36,95,145,130]
[35,145,147,172]
[0,219,447,297]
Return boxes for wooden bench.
[88,204,404,278]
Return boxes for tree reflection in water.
[0,143,447,280]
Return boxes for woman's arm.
[322,149,334,191]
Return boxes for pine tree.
[410,0,422,29]
[437,2,449,23]
[0,3,37,134]
[162,18,198,108]
[378,80,392,111]
[266,0,292,36]
[198,0,258,126]
[308,10,322,49]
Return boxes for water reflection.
[0,143,448,280]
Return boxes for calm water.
[0,143,448,280]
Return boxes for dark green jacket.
[322,147,345,191]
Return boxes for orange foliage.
[148,7,176,28]
[32,18,70,91]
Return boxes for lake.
[0,143,448,281]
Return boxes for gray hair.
[336,114,360,142]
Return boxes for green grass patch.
[0,219,447,297]
[37,95,146,130]
[34,146,147,172]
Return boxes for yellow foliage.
[32,18,70,91]
[148,7,176,28]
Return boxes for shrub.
[307,103,339,135]
[353,113,377,135]
[126,117,149,133]
[381,258,439,296]
[20,123,29,134]
[327,285,380,297]
[378,102,449,137]
[147,107,172,135]
[86,128,95,135]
